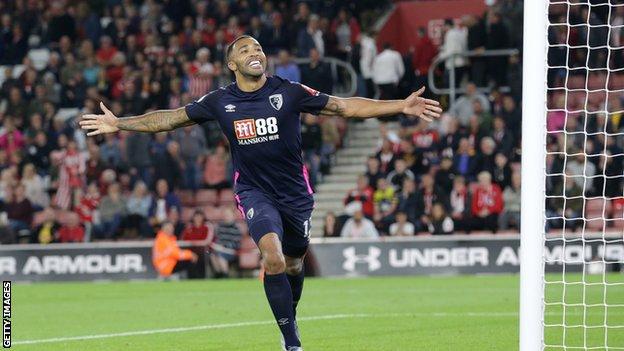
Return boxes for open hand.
[402,87,443,122]
[79,102,119,136]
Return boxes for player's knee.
[263,252,286,274]
[285,259,303,276]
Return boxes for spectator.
[31,207,60,244]
[20,163,49,209]
[470,171,504,233]
[204,144,231,190]
[492,153,512,190]
[412,27,437,89]
[386,158,415,192]
[490,117,514,155]
[181,210,215,242]
[472,137,497,177]
[389,211,415,236]
[172,125,206,191]
[125,181,153,238]
[439,18,467,88]
[149,179,181,228]
[168,207,186,237]
[434,157,455,194]
[341,210,379,239]
[212,207,242,278]
[448,82,490,126]
[344,175,375,218]
[499,171,521,231]
[153,140,184,191]
[449,176,471,233]
[372,43,404,100]
[58,213,85,243]
[300,47,332,94]
[152,221,199,278]
[301,114,322,187]
[126,131,152,186]
[296,14,324,58]
[427,203,454,235]
[396,178,423,230]
[6,185,34,238]
[485,11,510,86]
[359,30,377,98]
[275,49,301,83]
[465,15,486,86]
[376,139,398,174]
[320,116,340,174]
[365,156,384,190]
[331,8,360,61]
[53,139,86,210]
[94,182,126,240]
[322,211,339,237]
[74,184,100,241]
[99,133,123,168]
[418,174,449,223]
[373,178,397,227]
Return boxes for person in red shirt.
[344,175,374,218]
[412,27,437,78]
[470,171,504,233]
[58,213,85,243]
[181,210,215,243]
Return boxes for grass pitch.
[10,273,624,350]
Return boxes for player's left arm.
[320,87,442,122]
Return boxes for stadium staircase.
[310,119,382,237]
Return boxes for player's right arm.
[79,102,195,136]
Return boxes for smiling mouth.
[248,60,262,69]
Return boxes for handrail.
[428,48,520,105]
[268,56,358,97]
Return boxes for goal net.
[521,1,624,350]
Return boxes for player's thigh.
[235,189,284,245]
[280,207,313,258]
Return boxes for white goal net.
[523,0,624,350]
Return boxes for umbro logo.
[225,104,236,112]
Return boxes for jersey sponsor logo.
[234,119,257,139]
[269,94,283,111]
[246,208,254,220]
[225,104,236,112]
[301,83,320,96]
[233,117,280,145]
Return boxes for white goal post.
[521,1,624,350]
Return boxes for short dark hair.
[225,35,255,61]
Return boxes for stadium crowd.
[0,0,622,248]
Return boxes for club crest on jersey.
[225,104,236,112]
[269,94,283,111]
[246,208,254,219]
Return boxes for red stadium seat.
[219,189,235,205]
[195,189,218,206]
[181,207,196,223]
[177,190,195,206]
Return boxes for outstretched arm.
[320,87,442,122]
[79,102,195,136]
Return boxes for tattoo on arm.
[320,96,347,117]
[117,107,195,132]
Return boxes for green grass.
[9,274,624,350]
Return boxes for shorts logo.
[234,119,257,139]
[269,94,283,111]
[246,208,254,219]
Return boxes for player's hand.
[79,102,120,136]
[402,87,443,122]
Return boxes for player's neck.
[236,74,267,92]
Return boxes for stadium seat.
[177,190,195,206]
[181,207,196,223]
[195,189,218,205]
[218,189,235,205]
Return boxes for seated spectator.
[149,179,181,228]
[365,156,384,190]
[418,174,450,220]
[491,117,514,155]
[470,171,504,233]
[448,82,490,126]
[396,178,423,231]
[125,181,153,238]
[449,176,471,233]
[94,183,126,240]
[373,178,397,232]
[58,213,85,243]
[376,138,398,174]
[386,158,415,192]
[211,208,243,278]
[169,207,186,237]
[20,163,49,209]
[472,137,497,176]
[204,144,231,190]
[6,185,33,238]
[320,116,340,175]
[181,210,215,242]
[31,207,60,244]
[453,138,475,179]
[389,211,415,236]
[322,211,339,237]
[344,175,374,218]
[434,157,455,194]
[546,171,584,232]
[499,171,521,231]
[492,153,512,190]
[152,221,199,278]
[341,210,379,239]
[427,203,454,235]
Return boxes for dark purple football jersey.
[185,76,329,210]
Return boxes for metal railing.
[268,56,358,97]
[428,48,520,105]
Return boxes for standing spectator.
[172,125,206,191]
[389,211,415,236]
[296,14,324,57]
[341,210,379,239]
[499,171,521,231]
[372,43,404,100]
[344,175,375,218]
[412,27,437,92]
[465,15,486,86]
[427,203,454,235]
[300,48,333,94]
[439,18,467,88]
[485,11,510,86]
[449,176,471,233]
[331,8,360,61]
[211,208,243,278]
[94,182,126,240]
[470,171,504,233]
[125,181,153,238]
[275,50,301,83]
[53,139,86,210]
[359,31,377,98]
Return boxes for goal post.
[520,0,548,350]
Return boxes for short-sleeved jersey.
[185,76,329,210]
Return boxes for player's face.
[228,38,266,78]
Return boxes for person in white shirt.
[341,210,379,239]
[389,211,415,236]
[439,18,467,88]
[359,31,377,98]
[372,43,404,100]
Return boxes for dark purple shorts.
[234,187,312,258]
